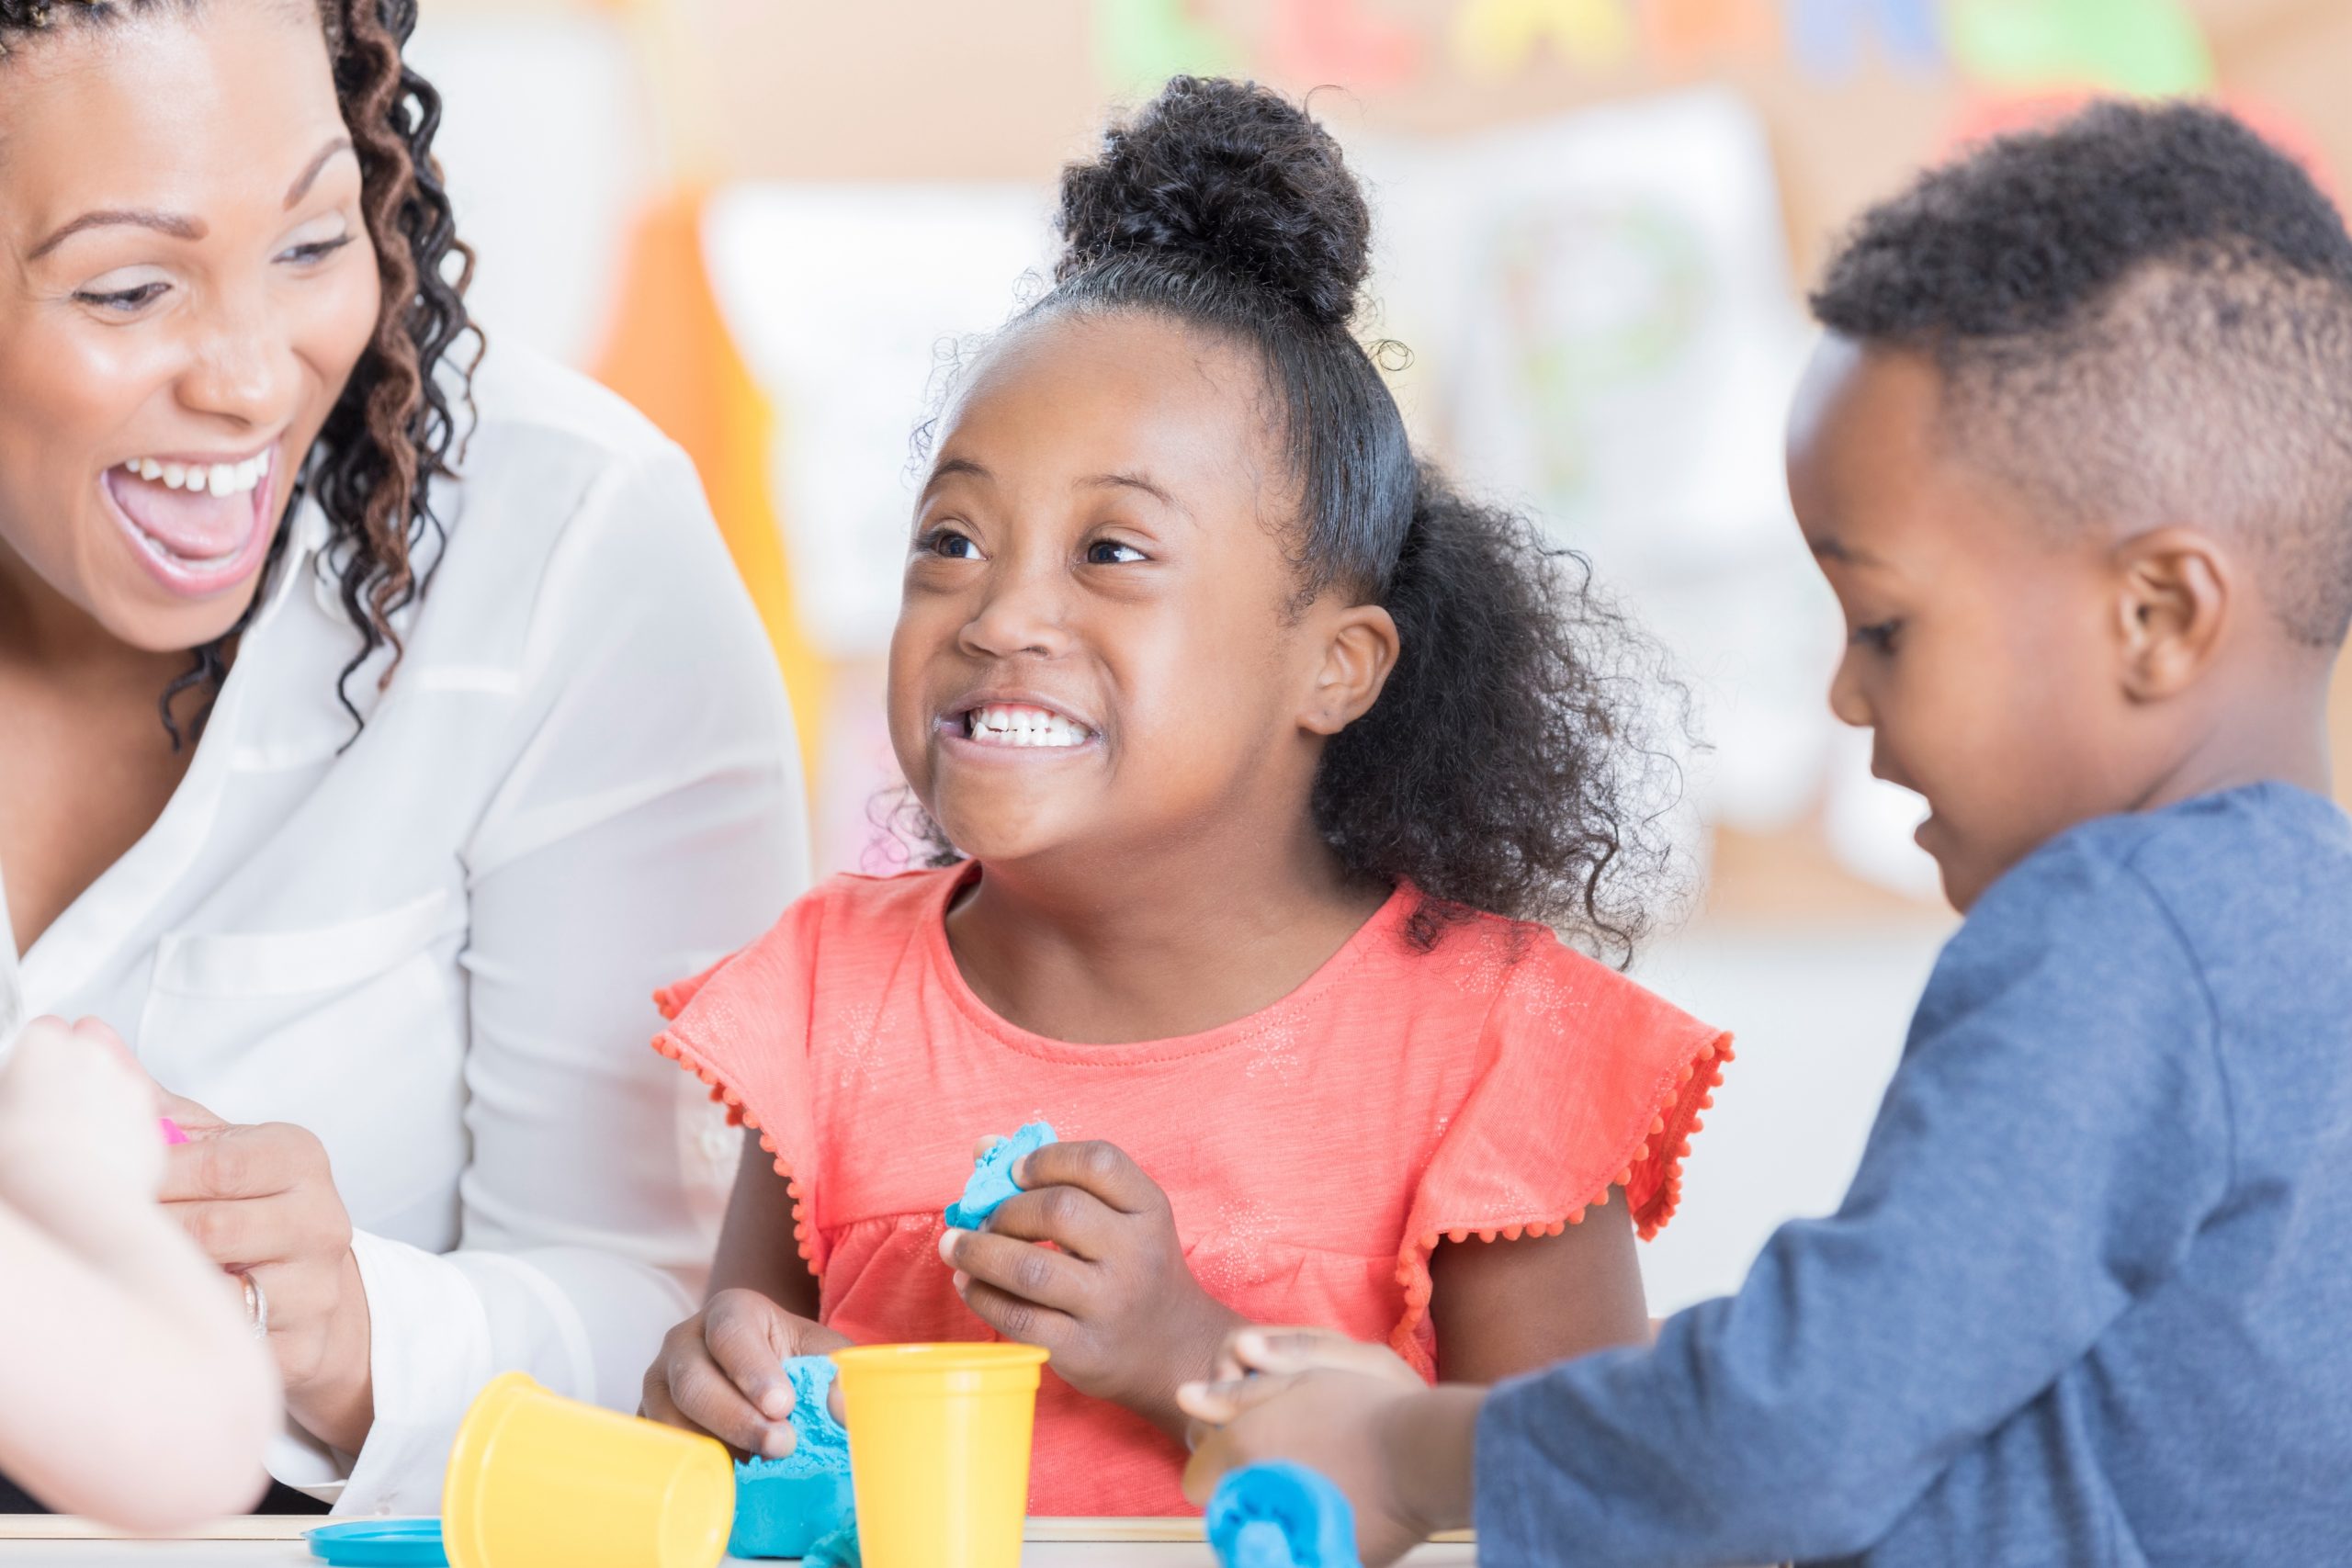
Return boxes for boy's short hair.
[1812,101,2352,649]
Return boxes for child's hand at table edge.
[1177,1325,1481,1568]
[642,1286,854,1460]
[939,1137,1246,1438]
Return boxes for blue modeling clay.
[803,1520,863,1568]
[944,1121,1057,1230]
[729,1356,857,1560]
[1206,1462,1362,1568]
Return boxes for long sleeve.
[1473,839,2233,1567]
[329,446,807,1512]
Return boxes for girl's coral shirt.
[654,866,1730,1517]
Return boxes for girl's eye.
[919,526,981,560]
[74,281,169,313]
[1850,619,1903,654]
[279,233,356,266]
[1084,539,1146,566]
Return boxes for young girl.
[639,76,1732,1516]
[0,1018,277,1528]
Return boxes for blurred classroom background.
[405,0,2352,1313]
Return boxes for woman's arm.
[331,445,808,1511]
[1428,1186,1649,1382]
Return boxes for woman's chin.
[90,570,264,657]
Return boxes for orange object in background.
[591,189,831,780]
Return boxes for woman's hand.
[1178,1326,1479,1568]
[642,1287,854,1460]
[939,1138,1244,1438]
[155,1090,371,1454]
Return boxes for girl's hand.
[939,1138,1244,1438]
[642,1287,854,1459]
[1178,1326,1479,1568]
[155,1091,372,1453]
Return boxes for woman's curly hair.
[1,0,476,744]
[909,76,1685,961]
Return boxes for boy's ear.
[1300,604,1400,736]
[2111,526,2232,701]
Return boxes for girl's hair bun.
[1055,76,1372,330]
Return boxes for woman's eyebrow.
[27,136,356,262]
[285,136,356,209]
[28,209,205,261]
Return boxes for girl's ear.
[2112,525,2231,702]
[1300,604,1400,736]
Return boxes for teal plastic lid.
[305,1518,447,1566]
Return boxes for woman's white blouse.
[0,347,807,1512]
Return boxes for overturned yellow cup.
[832,1342,1052,1568]
[442,1371,733,1568]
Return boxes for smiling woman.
[0,0,804,1521]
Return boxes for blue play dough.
[803,1520,863,1568]
[944,1121,1057,1230]
[1206,1462,1362,1568]
[729,1356,857,1561]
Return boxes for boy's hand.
[939,1138,1243,1437]
[0,1017,167,1234]
[1178,1326,1479,1568]
[642,1287,854,1459]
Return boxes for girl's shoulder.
[654,867,959,1021]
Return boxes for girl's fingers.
[1012,1140,1159,1215]
[705,1299,802,1427]
[978,1184,1121,1260]
[670,1349,791,1459]
[972,1134,1005,1160]
[940,1225,1091,1311]
[955,1274,1078,1355]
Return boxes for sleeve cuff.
[330,1230,498,1515]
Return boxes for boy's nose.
[1828,654,1872,728]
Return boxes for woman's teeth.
[964,703,1090,748]
[116,448,271,498]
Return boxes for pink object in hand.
[158,1117,188,1145]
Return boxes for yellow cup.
[831,1343,1052,1568]
[442,1371,734,1568]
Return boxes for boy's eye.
[918,526,982,560]
[1850,619,1903,654]
[1084,539,1146,566]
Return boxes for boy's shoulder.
[1999,782,2349,925]
[1947,782,2352,1019]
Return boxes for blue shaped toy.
[729,1356,857,1560]
[944,1122,1057,1230]
[1206,1462,1363,1568]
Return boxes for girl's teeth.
[163,462,187,490]
[966,704,1088,747]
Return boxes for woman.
[0,0,803,1514]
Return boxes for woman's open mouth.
[943,700,1097,751]
[101,446,277,599]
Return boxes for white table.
[0,1518,1480,1566]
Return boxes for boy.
[1177,102,2352,1567]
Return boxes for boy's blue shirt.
[1475,782,2352,1567]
